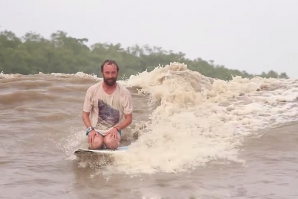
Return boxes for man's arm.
[115,113,132,131]
[82,111,98,144]
[82,111,92,128]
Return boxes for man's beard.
[103,77,117,86]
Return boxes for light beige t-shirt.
[83,81,133,136]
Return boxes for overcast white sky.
[1,0,297,78]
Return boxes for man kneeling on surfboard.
[82,60,133,150]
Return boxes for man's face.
[102,64,118,86]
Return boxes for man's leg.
[89,133,104,149]
[103,132,121,150]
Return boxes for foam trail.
[107,62,298,175]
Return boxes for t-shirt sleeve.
[83,88,93,113]
[122,92,133,115]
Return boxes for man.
[82,60,133,150]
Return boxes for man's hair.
[101,60,119,72]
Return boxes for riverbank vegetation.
[0,30,288,80]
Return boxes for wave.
[3,64,297,175]
[108,62,298,174]
[0,90,58,106]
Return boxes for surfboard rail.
[74,146,128,155]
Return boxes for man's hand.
[107,127,119,140]
[88,130,98,144]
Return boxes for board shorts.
[86,129,122,137]
[97,130,122,137]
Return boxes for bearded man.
[82,60,133,150]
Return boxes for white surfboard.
[74,146,128,155]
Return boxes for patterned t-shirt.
[83,81,133,136]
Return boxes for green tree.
[0,29,289,80]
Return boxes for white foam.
[49,71,99,80]
[107,62,298,174]
[0,71,20,78]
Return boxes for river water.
[1,63,298,199]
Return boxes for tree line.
[0,30,289,80]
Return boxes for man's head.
[100,60,119,86]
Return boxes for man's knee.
[104,138,119,150]
[90,136,103,149]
